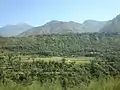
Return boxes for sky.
[0,0,120,26]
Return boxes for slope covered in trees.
[2,33,120,57]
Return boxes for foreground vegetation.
[0,53,120,90]
[0,77,120,90]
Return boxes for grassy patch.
[22,56,93,64]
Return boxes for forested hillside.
[2,33,120,57]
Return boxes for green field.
[21,56,93,64]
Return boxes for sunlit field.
[20,56,93,64]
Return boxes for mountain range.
[19,20,107,37]
[0,14,120,37]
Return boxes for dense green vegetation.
[0,52,120,90]
[0,33,120,90]
[0,77,120,90]
[2,33,120,57]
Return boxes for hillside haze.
[82,20,107,32]
[0,23,33,37]
[19,20,107,37]
[100,14,120,33]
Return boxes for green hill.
[3,33,120,56]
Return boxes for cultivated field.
[21,56,93,64]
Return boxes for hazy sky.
[0,0,120,26]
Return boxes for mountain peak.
[83,20,97,23]
[112,14,120,23]
[47,20,61,24]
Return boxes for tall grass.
[87,77,120,90]
[0,77,120,90]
